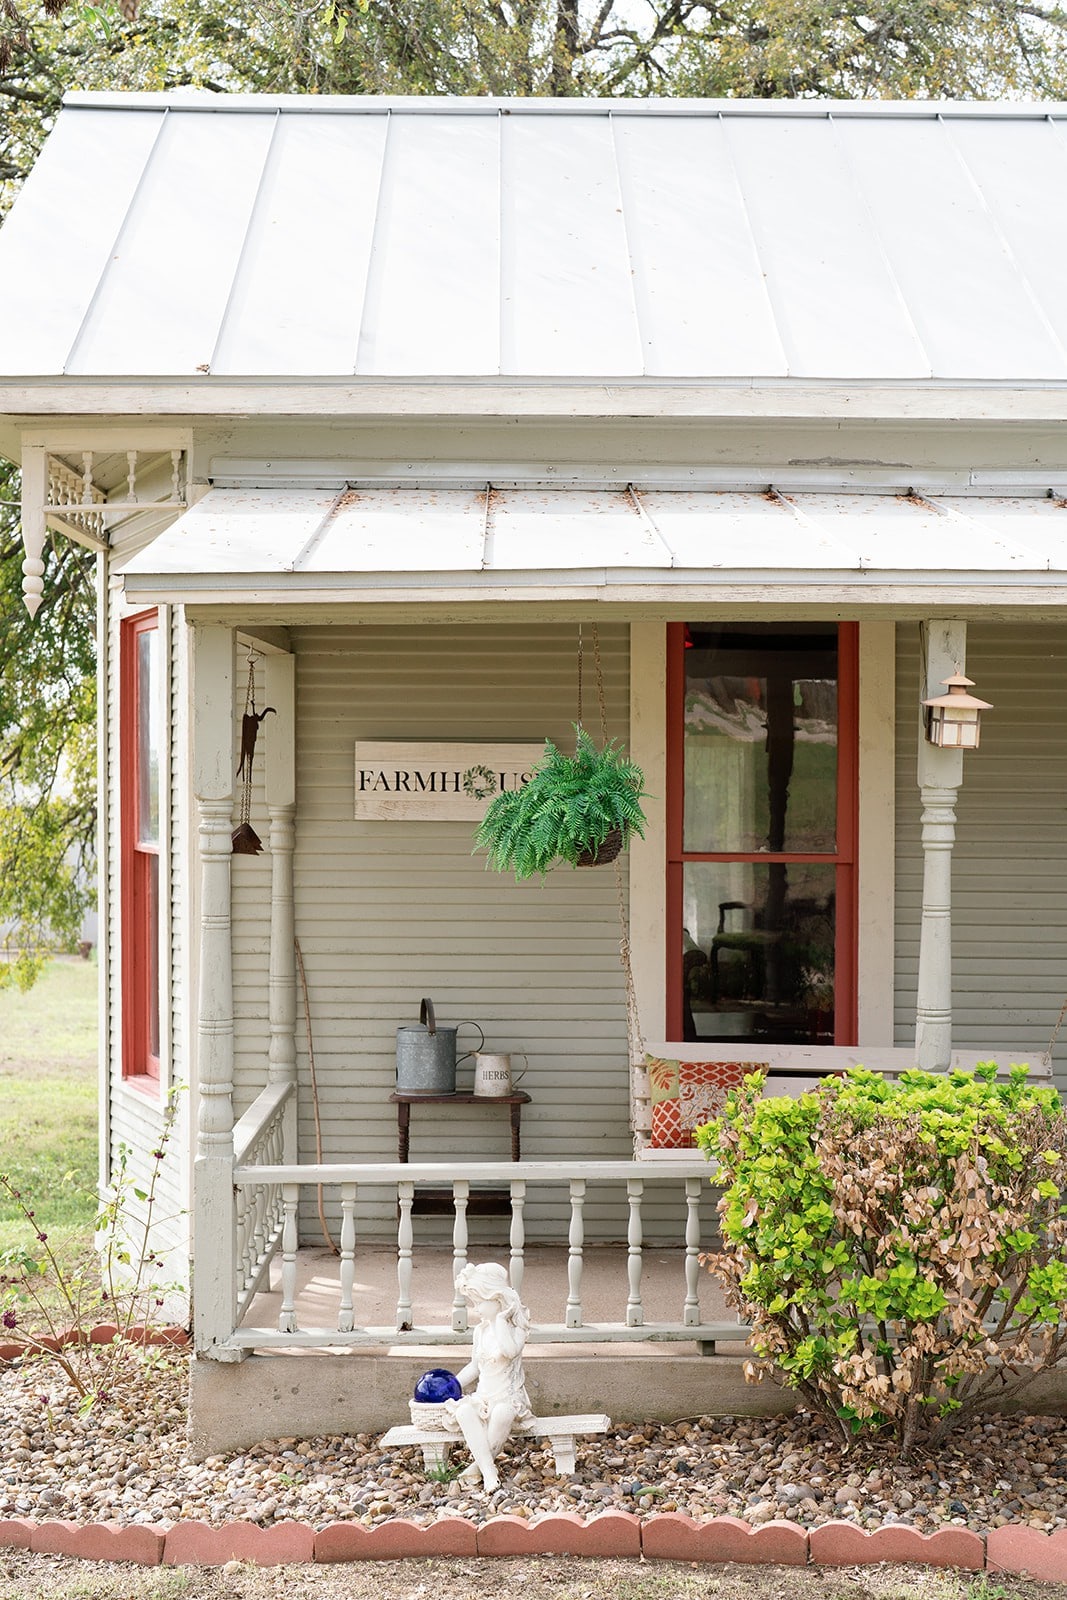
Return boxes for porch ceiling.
[119,483,1067,605]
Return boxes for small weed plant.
[0,1086,185,1412]
[697,1063,1067,1456]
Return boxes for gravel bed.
[1,1351,1065,1535]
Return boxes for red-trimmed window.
[666,622,858,1046]
[121,610,162,1085]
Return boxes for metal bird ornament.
[232,653,276,855]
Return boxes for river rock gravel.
[1,1351,1065,1535]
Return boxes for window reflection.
[682,862,836,1045]
[683,625,838,855]
[137,627,161,846]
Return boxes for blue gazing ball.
[413,1367,462,1403]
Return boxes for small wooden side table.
[389,1090,532,1163]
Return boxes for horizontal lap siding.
[284,621,649,1241]
[895,621,1067,1099]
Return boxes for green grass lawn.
[0,956,98,1244]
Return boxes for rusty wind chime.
[232,649,276,855]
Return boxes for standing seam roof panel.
[67,110,278,376]
[211,113,388,376]
[843,119,1067,381]
[722,117,933,380]
[356,113,501,376]
[500,114,643,376]
[0,107,165,376]
[942,118,1067,366]
[610,114,786,378]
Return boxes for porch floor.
[240,1243,748,1356]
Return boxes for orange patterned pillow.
[679,1060,760,1131]
[645,1055,765,1149]
[646,1055,686,1149]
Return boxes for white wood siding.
[277,621,653,1240]
[895,621,1067,1098]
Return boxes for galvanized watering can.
[395,998,484,1096]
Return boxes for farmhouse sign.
[354,742,545,821]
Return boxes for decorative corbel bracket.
[19,443,187,617]
[20,446,47,618]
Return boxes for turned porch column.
[914,621,966,1071]
[191,623,241,1357]
[264,652,298,1162]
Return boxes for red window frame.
[120,609,161,1087]
[665,620,859,1045]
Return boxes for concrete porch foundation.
[190,1243,778,1454]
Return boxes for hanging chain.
[1044,995,1067,1068]
[576,622,584,730]
[614,851,645,1066]
[591,621,645,1065]
[592,622,608,741]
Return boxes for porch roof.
[119,483,1067,605]
[4,94,1067,395]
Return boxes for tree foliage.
[0,470,96,986]
[1,0,1066,981]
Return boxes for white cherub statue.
[442,1261,532,1491]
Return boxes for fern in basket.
[475,727,648,881]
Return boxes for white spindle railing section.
[232,1082,292,1320]
[43,448,188,543]
[225,1156,753,1355]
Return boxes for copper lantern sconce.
[923,669,992,751]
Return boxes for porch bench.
[631,1045,1054,1160]
[380,1411,611,1476]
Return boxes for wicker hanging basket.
[576,826,624,868]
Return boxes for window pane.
[683,624,838,854]
[680,861,836,1045]
[137,627,161,845]
[147,850,160,1063]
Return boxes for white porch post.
[914,621,966,1071]
[265,652,298,1160]
[191,623,241,1357]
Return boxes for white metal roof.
[118,484,1067,603]
[4,94,1067,384]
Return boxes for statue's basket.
[409,1399,451,1429]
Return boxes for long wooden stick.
[294,936,337,1254]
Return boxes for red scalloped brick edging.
[0,1324,189,1364]
[642,1513,808,1565]
[316,1518,479,1559]
[809,1520,983,1571]
[987,1525,1067,1582]
[477,1511,642,1556]
[3,1513,1066,1577]
[163,1519,315,1566]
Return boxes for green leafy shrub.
[474,725,647,881]
[697,1064,1067,1455]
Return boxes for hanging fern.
[474,726,648,881]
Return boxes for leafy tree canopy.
[1,0,1066,982]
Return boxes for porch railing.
[232,1081,293,1323]
[227,1107,752,1353]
